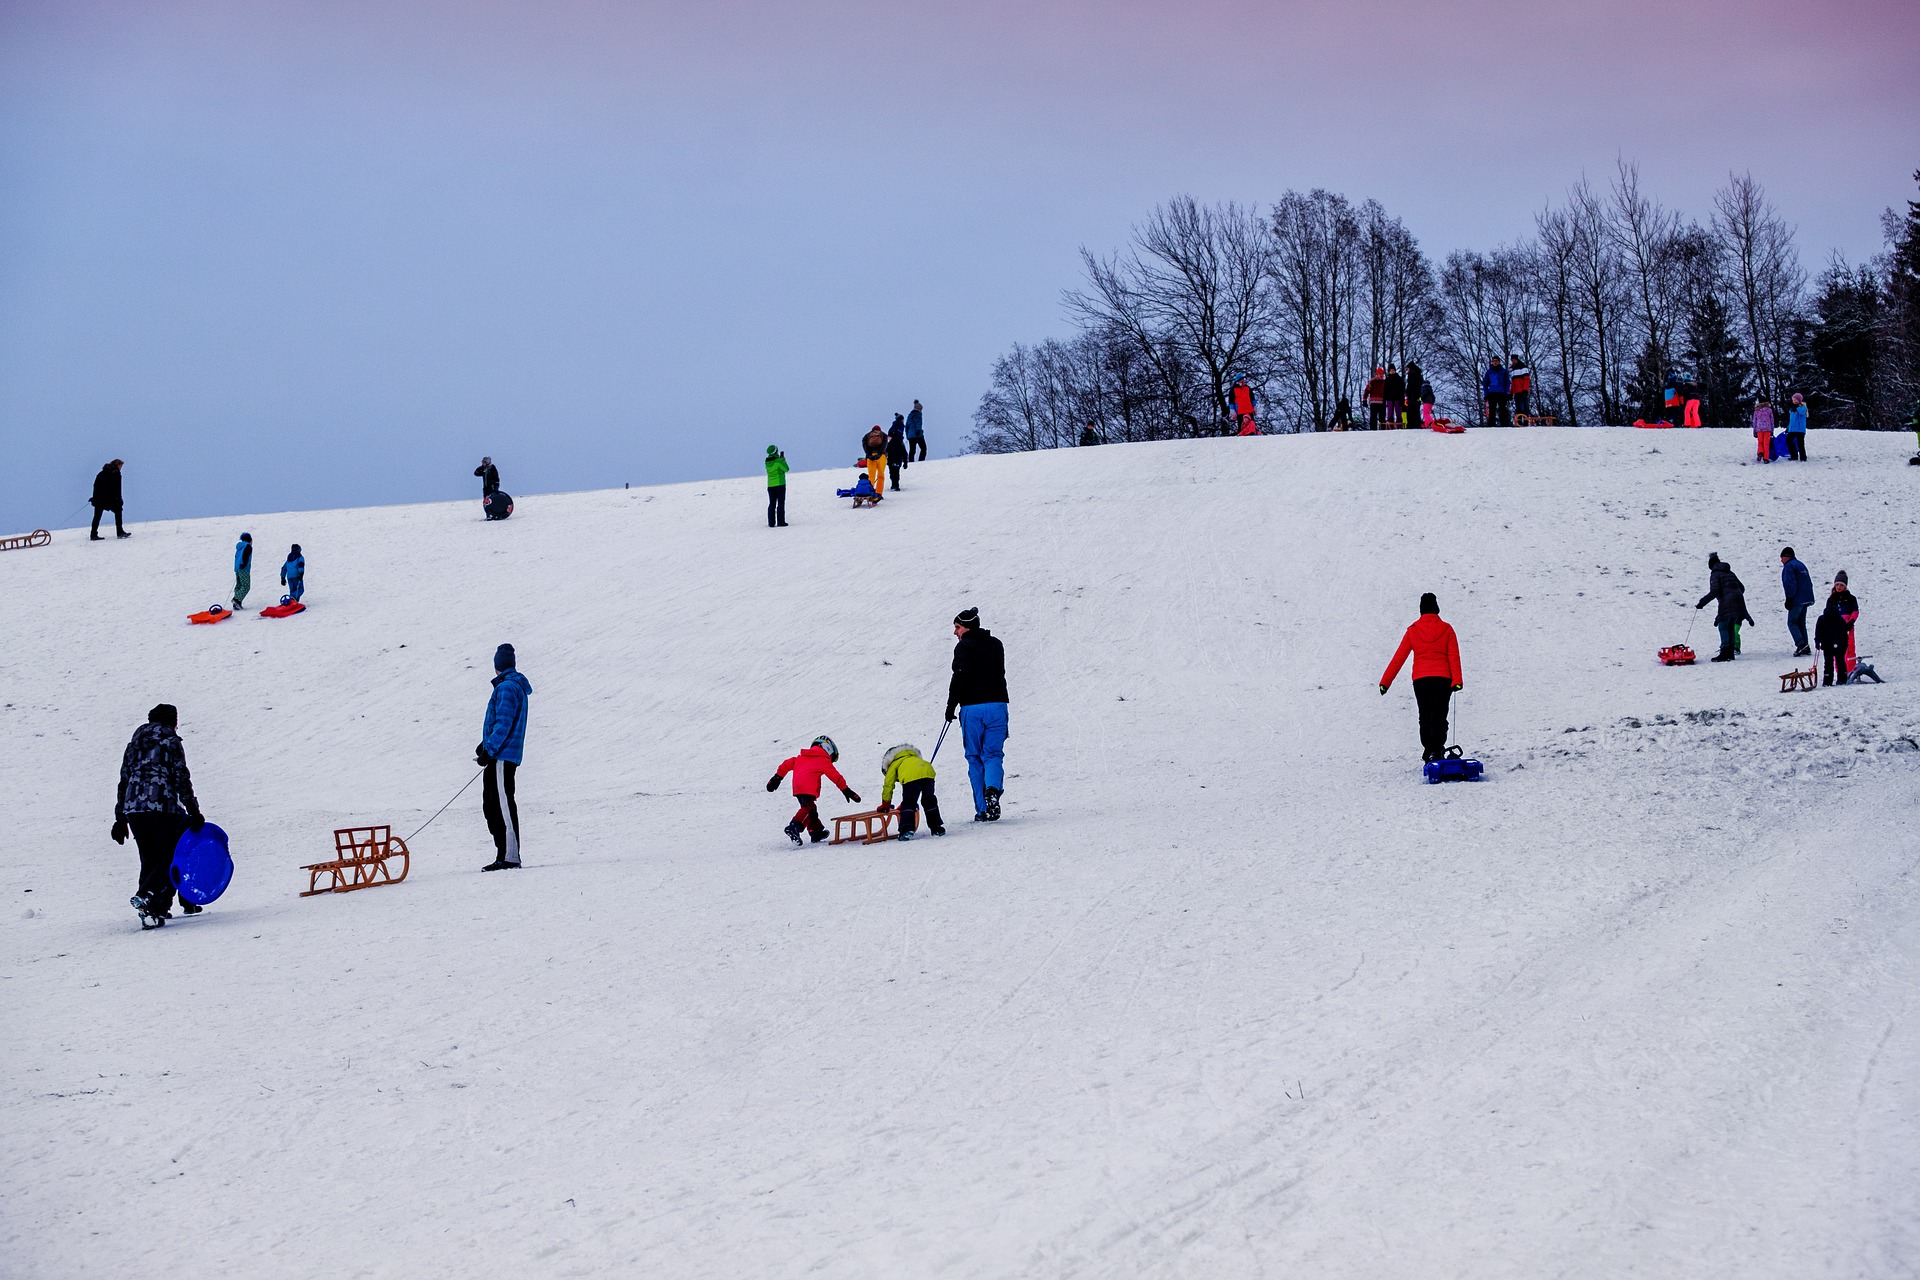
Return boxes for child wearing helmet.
[766,736,861,846]
[878,744,945,840]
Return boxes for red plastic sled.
[1633,419,1676,429]
[260,601,307,618]
[1658,644,1696,666]
[1428,418,1466,434]
[188,606,232,625]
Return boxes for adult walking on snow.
[862,425,889,497]
[113,703,206,923]
[232,532,253,610]
[946,607,1009,822]
[476,643,531,871]
[474,457,500,497]
[1780,547,1815,656]
[90,459,129,540]
[906,400,926,462]
[765,445,789,527]
[887,415,909,491]
[1378,593,1464,764]
[1695,553,1752,662]
[1483,358,1511,429]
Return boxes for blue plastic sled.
[1423,756,1484,784]
[171,822,234,905]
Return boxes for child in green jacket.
[765,446,789,528]
[879,744,945,839]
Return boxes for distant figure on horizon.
[906,400,926,462]
[1079,422,1101,446]
[1509,355,1532,420]
[90,459,128,540]
[475,457,500,497]
[1364,368,1386,430]
[1330,396,1354,431]
[765,445,789,527]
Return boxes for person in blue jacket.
[476,643,531,870]
[279,544,305,603]
[232,532,253,610]
[1780,546,1816,656]
[1483,357,1511,428]
[905,400,926,462]
[1784,393,1809,460]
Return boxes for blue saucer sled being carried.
[136,823,234,927]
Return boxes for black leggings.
[898,779,944,834]
[909,437,926,462]
[767,485,786,527]
[1413,676,1453,758]
[91,505,124,536]
[129,813,188,911]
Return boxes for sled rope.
[404,769,484,844]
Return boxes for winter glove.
[1452,684,1463,692]
[842,788,861,804]
[944,705,956,723]
[1378,684,1387,695]
[475,744,494,767]
[877,802,893,813]
[111,819,128,845]
[188,810,206,832]
[766,776,782,792]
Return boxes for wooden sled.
[303,825,411,895]
[1779,665,1818,693]
[850,493,882,508]
[1514,414,1559,426]
[829,809,897,845]
[1,529,51,552]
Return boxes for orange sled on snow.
[1428,418,1466,434]
[188,605,232,624]
[260,600,306,618]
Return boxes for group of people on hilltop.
[1481,355,1532,428]
[1344,362,1436,430]
[772,400,925,518]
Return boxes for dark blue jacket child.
[280,545,305,602]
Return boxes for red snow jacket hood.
[776,745,849,797]
[1380,614,1464,689]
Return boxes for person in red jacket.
[1379,593,1465,763]
[767,735,861,846]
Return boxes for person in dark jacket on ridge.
[1404,363,1425,426]
[765,445,789,527]
[1379,593,1465,762]
[113,704,205,922]
[946,607,1010,821]
[232,532,253,610]
[90,459,129,540]
[1695,553,1753,661]
[1382,365,1406,428]
[476,643,531,870]
[906,400,927,461]
[1780,546,1815,656]
[475,457,500,497]
[887,415,909,491]
[1079,422,1101,446]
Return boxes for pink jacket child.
[767,737,861,846]
[1753,401,1775,461]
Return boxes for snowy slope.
[3,429,1918,1279]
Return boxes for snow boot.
[481,858,519,871]
[898,831,915,841]
[131,895,168,928]
[1710,652,1734,662]
[784,820,804,847]
[180,901,203,916]
[984,787,1001,821]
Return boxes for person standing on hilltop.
[887,415,909,491]
[1509,354,1532,420]
[906,400,927,462]
[764,445,789,528]
[1382,365,1405,429]
[1483,357,1510,428]
[1752,398,1775,463]
[1785,393,1808,460]
[1379,593,1464,764]
[1364,368,1386,430]
[946,608,1009,822]
[90,459,129,540]
[474,456,500,497]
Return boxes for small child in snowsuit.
[280,544,305,602]
[879,744,944,839]
[1813,596,1849,686]
[836,469,879,503]
[232,532,252,610]
[767,736,860,845]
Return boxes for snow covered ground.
[4,428,1917,1279]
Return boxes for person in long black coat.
[1695,553,1754,662]
[90,459,128,539]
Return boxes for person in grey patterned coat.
[112,704,204,919]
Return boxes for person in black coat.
[90,459,128,539]
[1813,597,1850,686]
[475,457,500,497]
[945,607,1010,821]
[112,704,205,921]
[886,416,909,491]
[1382,366,1406,427]
[1695,552,1754,662]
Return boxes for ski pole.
[404,769,485,844]
[928,719,951,763]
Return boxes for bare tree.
[1713,173,1806,403]
[1569,179,1631,423]
[1609,161,1684,385]
[1269,189,1362,430]
[1531,207,1590,424]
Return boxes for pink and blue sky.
[4,0,1916,522]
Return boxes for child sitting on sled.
[836,468,880,504]
[767,736,860,846]
[878,744,945,839]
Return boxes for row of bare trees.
[969,164,1914,452]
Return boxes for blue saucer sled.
[171,823,234,905]
[1423,753,1484,784]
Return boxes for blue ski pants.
[960,702,1008,815]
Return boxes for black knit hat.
[1419,593,1439,615]
[494,643,516,671]
[148,703,178,727]
[954,607,980,628]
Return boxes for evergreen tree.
[1805,261,1881,428]
[1681,291,1749,426]
[1880,170,1920,415]
[1624,337,1670,423]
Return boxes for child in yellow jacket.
[879,744,945,839]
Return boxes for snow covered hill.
[4,429,1918,1278]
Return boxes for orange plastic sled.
[188,606,232,625]
[260,601,307,618]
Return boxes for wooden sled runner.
[830,809,897,845]
[303,825,411,895]
[1,529,52,552]
[1514,414,1559,426]
[1779,665,1818,693]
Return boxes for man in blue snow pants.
[945,607,1009,822]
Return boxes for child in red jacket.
[1379,593,1465,763]
[767,736,861,846]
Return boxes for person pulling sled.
[1695,553,1752,661]
[1379,593,1464,763]
[113,704,208,926]
[768,737,860,845]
